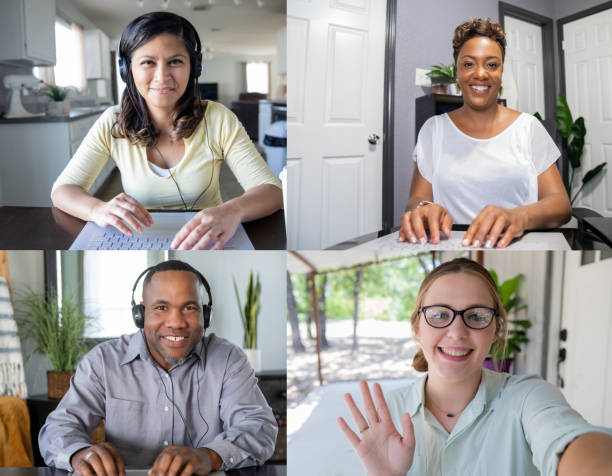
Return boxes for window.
[34,19,86,91]
[58,251,165,339]
[245,62,270,95]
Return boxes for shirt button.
[163,441,169,446]
[229,457,234,463]
[164,406,169,411]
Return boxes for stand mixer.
[3,74,44,118]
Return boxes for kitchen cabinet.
[85,29,111,79]
[0,0,56,66]
[0,110,115,206]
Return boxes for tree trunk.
[317,274,330,349]
[287,272,305,352]
[351,266,364,354]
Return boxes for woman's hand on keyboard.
[91,193,153,236]
[171,202,241,250]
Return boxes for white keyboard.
[91,232,172,250]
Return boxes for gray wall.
[392,0,612,225]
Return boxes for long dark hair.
[112,11,205,147]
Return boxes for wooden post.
[307,271,324,386]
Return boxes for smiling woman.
[338,258,612,476]
[400,18,571,250]
[50,11,283,250]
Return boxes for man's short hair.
[142,260,205,301]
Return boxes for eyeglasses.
[421,305,496,330]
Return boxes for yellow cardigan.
[52,101,281,210]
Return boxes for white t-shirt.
[412,112,560,224]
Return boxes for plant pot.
[48,100,70,116]
[47,370,74,399]
[483,356,513,373]
[448,83,461,96]
[243,348,261,372]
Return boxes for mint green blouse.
[385,369,611,476]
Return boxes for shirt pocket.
[105,397,148,443]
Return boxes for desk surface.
[327,224,612,251]
[0,207,286,250]
[0,467,285,476]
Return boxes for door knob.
[368,133,380,145]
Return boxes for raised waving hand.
[337,381,415,476]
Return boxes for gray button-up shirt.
[39,331,277,471]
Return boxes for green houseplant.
[484,270,531,372]
[233,271,261,370]
[15,289,92,398]
[42,84,70,116]
[426,63,456,94]
[535,94,607,205]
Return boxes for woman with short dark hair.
[51,12,282,250]
[400,18,571,249]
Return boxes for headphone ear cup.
[193,52,203,79]
[203,304,211,329]
[119,56,129,83]
[132,304,145,328]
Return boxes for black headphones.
[118,15,203,83]
[130,263,213,329]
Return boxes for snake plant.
[233,271,261,349]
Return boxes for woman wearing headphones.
[51,12,282,250]
[399,18,571,249]
[338,258,612,475]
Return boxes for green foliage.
[426,63,456,83]
[488,270,531,361]
[288,255,429,323]
[535,94,606,205]
[233,271,261,349]
[15,289,91,371]
[43,84,69,102]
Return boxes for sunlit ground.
[287,319,422,409]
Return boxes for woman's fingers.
[344,392,369,433]
[337,416,361,448]
[401,413,415,448]
[372,382,392,422]
[441,210,453,238]
[359,380,380,426]
[410,211,428,244]
[119,194,153,227]
[486,216,507,248]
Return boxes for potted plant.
[534,94,607,205]
[233,271,261,371]
[483,270,531,373]
[43,84,70,116]
[15,289,92,399]
[426,63,456,95]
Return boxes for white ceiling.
[66,0,286,56]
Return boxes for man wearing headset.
[39,260,277,476]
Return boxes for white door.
[504,16,545,117]
[563,8,612,215]
[287,0,386,249]
[560,253,612,426]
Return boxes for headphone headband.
[130,263,212,329]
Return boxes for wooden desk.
[0,467,285,476]
[327,224,612,250]
[0,207,286,250]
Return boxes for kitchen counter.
[0,105,112,124]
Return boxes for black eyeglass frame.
[420,305,497,330]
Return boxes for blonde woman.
[338,258,612,475]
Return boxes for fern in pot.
[15,289,92,399]
[233,271,261,372]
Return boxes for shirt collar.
[408,368,507,418]
[120,330,205,366]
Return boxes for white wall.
[173,251,286,372]
[200,54,280,107]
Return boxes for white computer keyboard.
[90,231,172,250]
